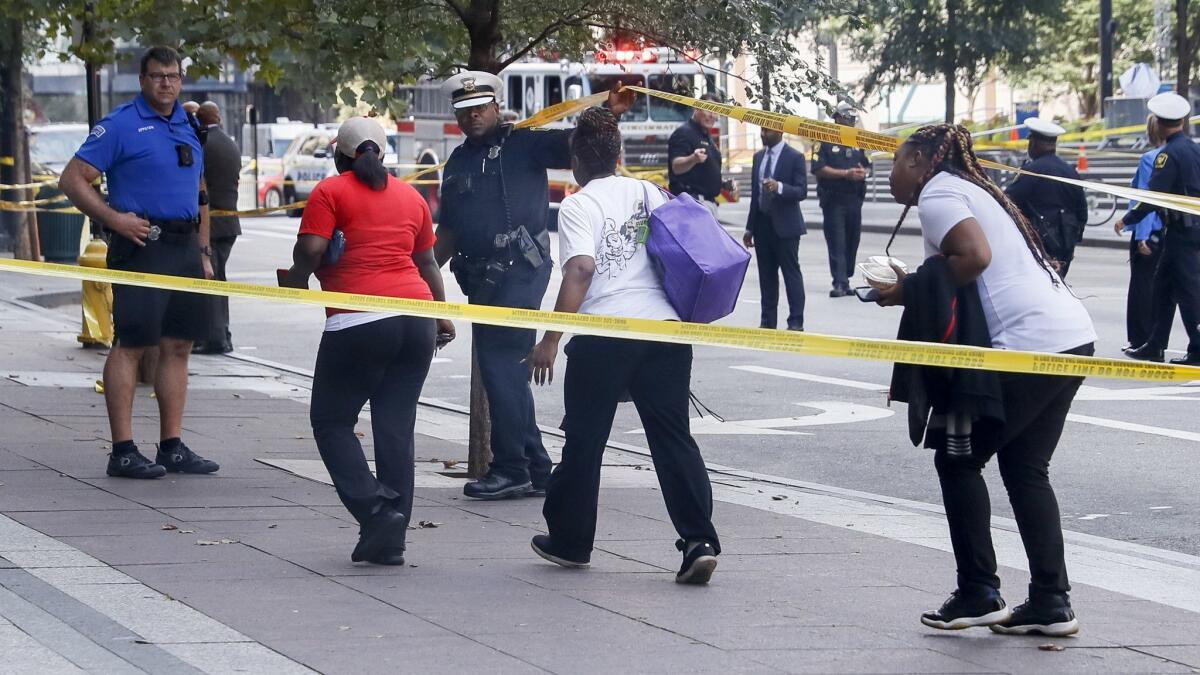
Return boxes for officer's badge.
[1155,152,1169,169]
[487,146,500,160]
[462,77,476,92]
[832,146,841,154]
[147,225,161,242]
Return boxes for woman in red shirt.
[284,117,454,566]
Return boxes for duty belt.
[144,217,199,242]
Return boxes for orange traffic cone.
[1076,145,1088,172]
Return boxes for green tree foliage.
[7,0,858,115]
[851,0,1063,123]
[1009,0,1155,118]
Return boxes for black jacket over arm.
[888,255,1005,450]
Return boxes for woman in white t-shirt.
[878,124,1097,637]
[524,107,720,585]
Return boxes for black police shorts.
[106,233,206,348]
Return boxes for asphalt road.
[211,206,1199,557]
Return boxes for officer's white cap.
[335,116,388,159]
[1024,117,1065,139]
[834,101,857,118]
[1148,92,1191,122]
[443,71,503,109]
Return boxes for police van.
[278,126,401,216]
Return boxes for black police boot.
[675,539,718,585]
[463,473,532,500]
[352,506,408,563]
[990,596,1079,636]
[155,440,220,474]
[921,589,1011,630]
[106,445,167,479]
[1169,352,1200,366]
[1124,343,1165,362]
[531,534,589,568]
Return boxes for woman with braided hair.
[525,107,721,584]
[878,124,1096,636]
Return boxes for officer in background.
[667,93,724,217]
[1004,117,1088,277]
[193,101,241,354]
[59,46,221,479]
[1123,92,1200,367]
[812,102,871,297]
[434,71,633,500]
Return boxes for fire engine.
[395,47,716,224]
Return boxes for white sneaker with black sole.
[921,590,1012,630]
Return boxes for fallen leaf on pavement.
[1038,644,1066,652]
[417,521,442,529]
[161,524,178,531]
[94,380,105,394]
[195,539,239,546]
[178,530,195,534]
[232,393,242,399]
[771,495,787,501]
[442,460,458,469]
[267,524,278,529]
[338,626,350,631]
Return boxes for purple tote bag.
[641,183,750,323]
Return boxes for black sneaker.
[921,589,1012,630]
[463,473,532,500]
[352,507,408,563]
[106,448,167,479]
[990,598,1079,636]
[155,442,220,474]
[675,539,718,585]
[531,534,589,568]
[366,547,406,566]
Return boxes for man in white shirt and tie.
[743,128,808,330]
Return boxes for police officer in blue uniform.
[812,102,871,297]
[60,46,221,479]
[1004,117,1088,278]
[1123,92,1200,367]
[434,72,633,499]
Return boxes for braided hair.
[572,107,622,177]
[895,124,1059,284]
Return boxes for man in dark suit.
[743,128,807,330]
[193,101,241,354]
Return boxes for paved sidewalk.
[0,271,1199,674]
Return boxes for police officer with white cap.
[1124,92,1200,366]
[812,102,872,296]
[434,71,634,500]
[1004,117,1089,277]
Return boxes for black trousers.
[543,336,720,559]
[1146,230,1200,354]
[471,260,554,484]
[199,236,236,348]
[310,316,435,530]
[935,343,1092,604]
[1126,236,1166,348]
[754,222,805,329]
[821,200,863,289]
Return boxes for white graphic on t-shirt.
[595,203,646,278]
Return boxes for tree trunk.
[467,345,492,479]
[0,18,31,260]
[1179,0,1191,97]
[464,0,503,73]
[758,59,772,113]
[943,0,959,123]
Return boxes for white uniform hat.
[834,101,858,119]
[1148,92,1192,122]
[1024,117,1065,139]
[442,71,503,109]
[335,116,387,158]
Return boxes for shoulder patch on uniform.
[88,125,106,141]
[1155,152,1169,168]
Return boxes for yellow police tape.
[0,257,1196,384]
[625,87,1200,217]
